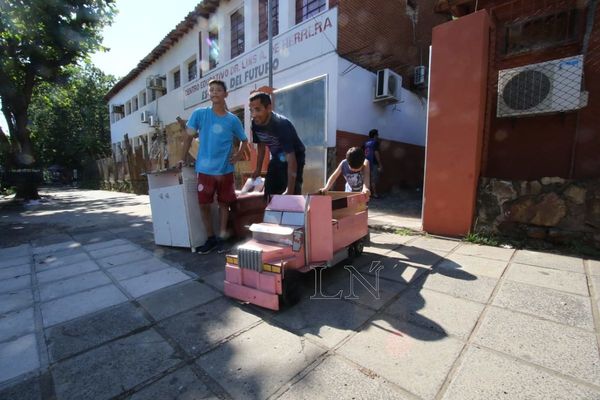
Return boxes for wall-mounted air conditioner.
[497,55,588,118]
[111,104,124,114]
[141,110,150,123]
[374,68,402,103]
[149,115,160,127]
[147,76,166,91]
[414,65,427,86]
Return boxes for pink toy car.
[224,192,369,310]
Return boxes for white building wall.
[108,1,426,150]
[337,59,427,146]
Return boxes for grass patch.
[394,227,417,236]
[464,232,501,246]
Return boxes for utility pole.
[267,0,273,88]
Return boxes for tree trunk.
[9,108,40,200]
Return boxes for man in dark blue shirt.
[249,92,305,195]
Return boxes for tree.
[28,64,116,170]
[0,0,115,199]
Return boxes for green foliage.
[0,0,116,166]
[394,227,418,236]
[464,232,501,246]
[28,63,116,168]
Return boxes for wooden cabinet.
[147,167,217,251]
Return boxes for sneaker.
[198,236,217,254]
[216,237,230,254]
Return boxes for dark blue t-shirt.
[252,112,305,163]
[364,139,379,166]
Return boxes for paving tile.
[0,375,42,400]
[453,243,515,261]
[410,236,461,252]
[106,257,172,281]
[436,254,508,279]
[129,366,217,400]
[591,275,600,299]
[138,280,221,321]
[96,249,153,269]
[363,234,412,256]
[337,319,464,400]
[0,274,31,294]
[512,250,584,273]
[0,244,30,260]
[198,322,324,399]
[69,230,115,245]
[36,260,99,284]
[52,329,179,400]
[279,355,411,400]
[325,267,407,310]
[422,269,497,303]
[0,264,30,281]
[41,284,128,327]
[159,297,261,357]
[385,287,485,340]
[505,263,588,296]
[34,251,90,271]
[46,302,150,362]
[88,243,142,260]
[493,280,595,331]
[474,307,600,386]
[274,294,376,348]
[82,238,130,252]
[0,307,34,343]
[38,270,112,302]
[0,288,33,314]
[442,345,600,400]
[0,255,31,269]
[589,259,600,276]
[0,334,39,383]
[32,240,80,256]
[358,258,427,285]
[386,245,445,268]
[119,268,190,298]
[201,269,224,293]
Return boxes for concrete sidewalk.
[1,188,599,399]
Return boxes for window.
[230,9,245,59]
[141,91,147,106]
[296,0,326,23]
[259,0,279,43]
[188,59,197,82]
[150,90,156,102]
[503,9,580,56]
[173,68,181,89]
[132,97,138,112]
[125,101,131,115]
[209,30,219,69]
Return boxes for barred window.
[296,0,326,24]
[173,69,181,89]
[231,9,245,59]
[503,9,580,55]
[259,0,279,43]
[188,59,197,82]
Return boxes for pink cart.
[224,192,369,310]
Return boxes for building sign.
[184,8,337,109]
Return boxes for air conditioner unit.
[147,76,166,91]
[111,104,124,114]
[149,115,160,127]
[140,110,150,123]
[374,69,402,103]
[414,65,427,86]
[497,55,588,118]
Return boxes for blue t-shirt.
[364,139,379,166]
[341,159,364,192]
[187,107,247,175]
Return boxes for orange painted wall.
[422,11,491,236]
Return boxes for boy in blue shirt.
[180,80,249,253]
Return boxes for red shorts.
[197,173,237,205]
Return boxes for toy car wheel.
[280,269,303,308]
[355,241,364,256]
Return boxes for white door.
[162,185,190,247]
[149,188,172,246]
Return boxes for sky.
[0,0,202,134]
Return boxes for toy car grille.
[238,247,263,271]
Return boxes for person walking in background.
[249,92,305,196]
[180,79,249,254]
[364,128,382,198]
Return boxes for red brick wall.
[336,0,450,88]
[335,130,425,192]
